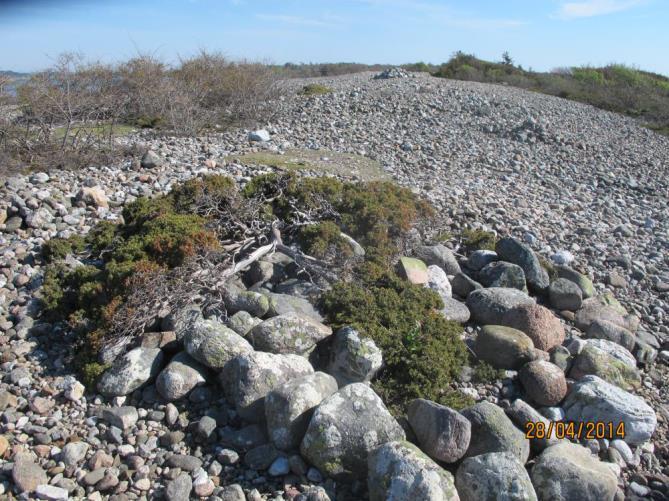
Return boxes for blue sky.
[1,0,668,75]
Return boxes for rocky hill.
[0,70,668,500]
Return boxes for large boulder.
[226,311,262,336]
[156,351,208,401]
[368,441,459,501]
[223,288,271,318]
[184,318,253,370]
[467,287,534,325]
[562,375,656,445]
[267,293,324,322]
[519,361,567,407]
[451,272,483,298]
[97,347,164,397]
[414,244,461,275]
[569,344,641,390]
[556,266,595,299]
[456,452,537,501]
[467,250,498,271]
[426,264,452,300]
[478,261,526,290]
[407,398,471,463]
[265,372,338,451]
[221,351,314,422]
[440,297,471,323]
[327,327,383,386]
[574,297,628,332]
[495,237,549,293]
[141,149,163,169]
[248,313,332,356]
[501,304,565,352]
[473,325,538,370]
[530,442,618,501]
[586,319,635,351]
[300,383,404,480]
[585,339,636,368]
[548,278,582,311]
[461,401,530,464]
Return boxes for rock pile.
[1,70,668,500]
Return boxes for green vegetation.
[319,264,468,414]
[461,228,497,253]
[299,84,333,96]
[473,361,506,383]
[433,52,669,135]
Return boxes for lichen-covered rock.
[414,244,461,275]
[265,372,338,450]
[398,256,428,284]
[226,311,262,336]
[563,375,656,445]
[519,361,567,407]
[368,441,459,501]
[461,401,530,464]
[222,284,271,317]
[467,287,534,325]
[556,266,595,299]
[165,304,202,341]
[586,319,635,351]
[474,325,538,370]
[407,398,471,463]
[248,312,332,356]
[574,297,628,332]
[548,278,583,311]
[501,304,565,352]
[569,344,641,390]
[585,339,636,368]
[478,261,527,290]
[183,317,252,370]
[222,351,314,422]
[97,347,164,397]
[530,442,618,501]
[456,452,537,501]
[156,351,208,401]
[300,383,404,480]
[495,237,549,293]
[327,327,383,386]
[267,292,324,322]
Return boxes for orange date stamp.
[525,421,625,440]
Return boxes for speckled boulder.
[530,442,618,501]
[184,317,252,370]
[461,401,530,464]
[414,244,461,275]
[519,361,567,406]
[467,287,534,325]
[368,441,459,501]
[327,327,383,386]
[563,375,656,445]
[456,452,537,501]
[248,312,332,356]
[222,351,314,422]
[548,278,583,311]
[300,383,404,480]
[586,319,635,351]
[478,261,527,290]
[97,347,164,397]
[226,311,262,336]
[265,372,338,450]
[501,304,565,352]
[222,284,271,317]
[407,398,471,463]
[156,351,208,401]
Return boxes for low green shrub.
[319,266,468,414]
[299,84,332,96]
[461,228,497,252]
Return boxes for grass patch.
[299,84,333,96]
[461,228,497,253]
[52,123,136,140]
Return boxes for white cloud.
[557,0,646,19]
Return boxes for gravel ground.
[1,70,668,499]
